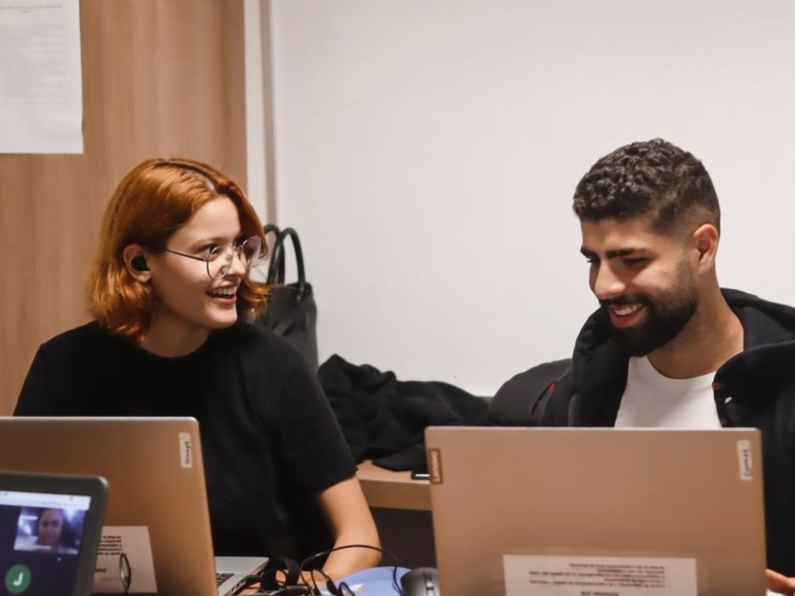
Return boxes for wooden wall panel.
[0,0,247,414]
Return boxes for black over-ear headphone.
[248,556,351,596]
[248,557,317,595]
[131,256,149,271]
[244,545,398,596]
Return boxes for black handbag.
[252,225,319,370]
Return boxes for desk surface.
[356,460,431,511]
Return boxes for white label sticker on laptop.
[503,555,696,596]
[94,526,157,593]
[737,439,753,481]
[179,432,193,468]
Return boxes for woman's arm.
[316,475,381,579]
[260,342,381,579]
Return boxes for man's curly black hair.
[573,138,720,235]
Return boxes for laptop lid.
[424,427,767,596]
[0,471,107,596]
[0,417,220,596]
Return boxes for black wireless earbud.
[131,256,149,272]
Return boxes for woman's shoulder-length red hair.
[87,157,269,341]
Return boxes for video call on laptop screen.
[0,488,90,595]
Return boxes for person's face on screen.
[580,216,700,357]
[37,509,64,547]
[146,197,246,335]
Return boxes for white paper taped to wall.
[503,555,697,596]
[0,0,83,154]
[93,526,157,593]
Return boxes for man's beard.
[602,271,698,357]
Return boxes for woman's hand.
[767,569,795,595]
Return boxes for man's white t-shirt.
[614,356,721,429]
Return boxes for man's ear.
[692,223,719,271]
[122,245,151,282]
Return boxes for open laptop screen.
[0,473,107,596]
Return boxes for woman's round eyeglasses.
[164,236,264,280]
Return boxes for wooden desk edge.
[356,460,432,511]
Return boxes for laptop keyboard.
[216,572,234,586]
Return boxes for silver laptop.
[0,417,266,596]
[424,427,767,596]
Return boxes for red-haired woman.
[14,158,380,579]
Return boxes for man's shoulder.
[725,288,795,333]
[723,288,795,353]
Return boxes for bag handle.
[266,227,308,297]
[262,224,284,284]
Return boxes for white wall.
[267,0,795,397]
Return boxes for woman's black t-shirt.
[14,321,356,559]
